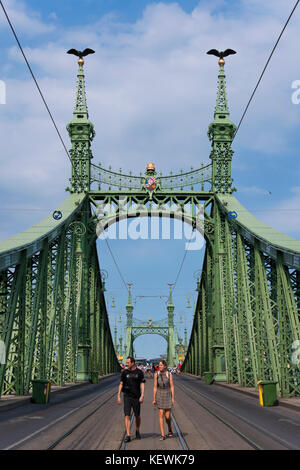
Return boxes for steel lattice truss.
[132,327,169,342]
[0,196,119,396]
[184,196,300,397]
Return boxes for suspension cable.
[104,237,129,292]
[233,0,300,140]
[172,227,195,293]
[0,0,72,165]
[103,227,196,296]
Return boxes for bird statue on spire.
[207,48,236,65]
[67,48,95,65]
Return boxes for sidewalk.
[182,373,300,413]
[0,374,116,412]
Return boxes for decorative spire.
[167,284,174,309]
[114,315,118,351]
[66,52,95,194]
[74,58,89,118]
[207,51,237,194]
[184,321,187,352]
[214,61,229,118]
[126,283,133,308]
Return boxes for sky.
[1,0,300,359]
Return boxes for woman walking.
[152,360,175,440]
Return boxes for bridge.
[0,48,299,451]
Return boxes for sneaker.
[136,430,141,440]
[124,435,131,443]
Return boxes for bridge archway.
[132,334,168,363]
[93,197,213,253]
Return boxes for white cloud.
[237,186,272,195]
[1,0,300,241]
[256,186,300,235]
[0,0,55,35]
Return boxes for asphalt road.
[0,373,299,450]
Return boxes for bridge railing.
[90,163,212,191]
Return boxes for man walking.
[118,356,145,442]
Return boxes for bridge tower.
[208,56,236,381]
[66,56,95,193]
[207,57,236,194]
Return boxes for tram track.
[3,380,119,450]
[170,411,189,450]
[119,410,189,451]
[175,379,297,450]
[4,376,189,451]
[7,373,293,450]
[45,390,117,450]
[118,414,135,450]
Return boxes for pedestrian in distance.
[152,360,175,440]
[117,356,145,442]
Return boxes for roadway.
[0,374,299,450]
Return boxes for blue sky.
[1,0,300,359]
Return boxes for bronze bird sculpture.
[206,49,236,59]
[67,48,95,58]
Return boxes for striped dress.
[156,371,172,409]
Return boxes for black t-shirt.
[120,368,145,398]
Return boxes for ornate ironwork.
[90,163,212,191]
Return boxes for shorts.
[123,394,141,417]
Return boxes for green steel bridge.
[0,53,300,400]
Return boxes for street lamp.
[100,269,108,292]
[193,269,202,292]
[186,293,195,311]
[106,292,116,309]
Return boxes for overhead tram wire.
[104,237,129,293]
[172,227,196,294]
[233,0,300,140]
[0,0,72,166]
[103,226,196,296]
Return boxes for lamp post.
[105,292,116,337]
[106,292,116,309]
[114,314,118,355]
[193,269,202,293]
[184,323,188,353]
[100,269,108,292]
[119,332,123,363]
